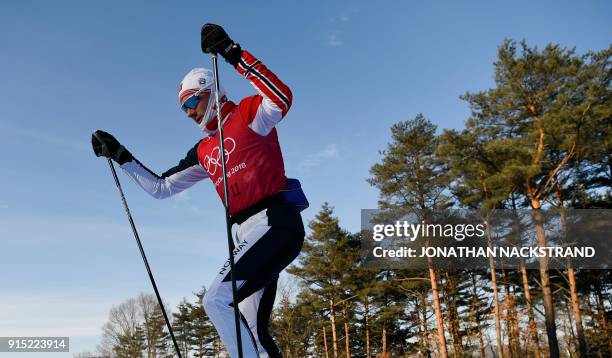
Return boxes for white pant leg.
[239,276,280,358]
[204,278,259,358]
[239,288,266,357]
[203,210,272,358]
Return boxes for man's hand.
[201,23,242,67]
[91,130,133,165]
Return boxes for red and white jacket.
[121,50,293,214]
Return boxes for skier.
[92,24,306,358]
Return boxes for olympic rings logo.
[203,137,237,176]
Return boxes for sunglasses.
[181,95,200,112]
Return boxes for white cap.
[178,68,226,133]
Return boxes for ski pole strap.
[230,178,308,225]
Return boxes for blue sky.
[1,0,610,356]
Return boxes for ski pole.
[104,157,183,358]
[211,53,244,358]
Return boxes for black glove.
[91,130,133,165]
[201,23,242,67]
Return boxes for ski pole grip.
[92,131,110,158]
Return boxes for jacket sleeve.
[234,50,293,136]
[120,141,208,199]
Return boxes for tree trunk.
[330,298,339,358]
[531,201,560,358]
[364,297,371,358]
[490,260,504,358]
[415,296,425,355]
[487,222,505,358]
[564,300,577,356]
[446,272,462,356]
[520,258,542,358]
[595,284,612,356]
[556,189,588,358]
[323,324,330,358]
[428,257,448,358]
[423,206,447,358]
[382,320,387,355]
[343,301,351,358]
[421,290,431,357]
[511,199,541,358]
[471,273,486,358]
[503,271,512,358]
[503,269,520,357]
[566,263,588,358]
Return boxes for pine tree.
[173,300,196,357]
[270,286,320,357]
[368,114,451,358]
[460,39,611,357]
[437,126,512,358]
[288,203,359,358]
[113,325,146,358]
[98,297,145,357]
[137,293,169,358]
[192,289,216,357]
